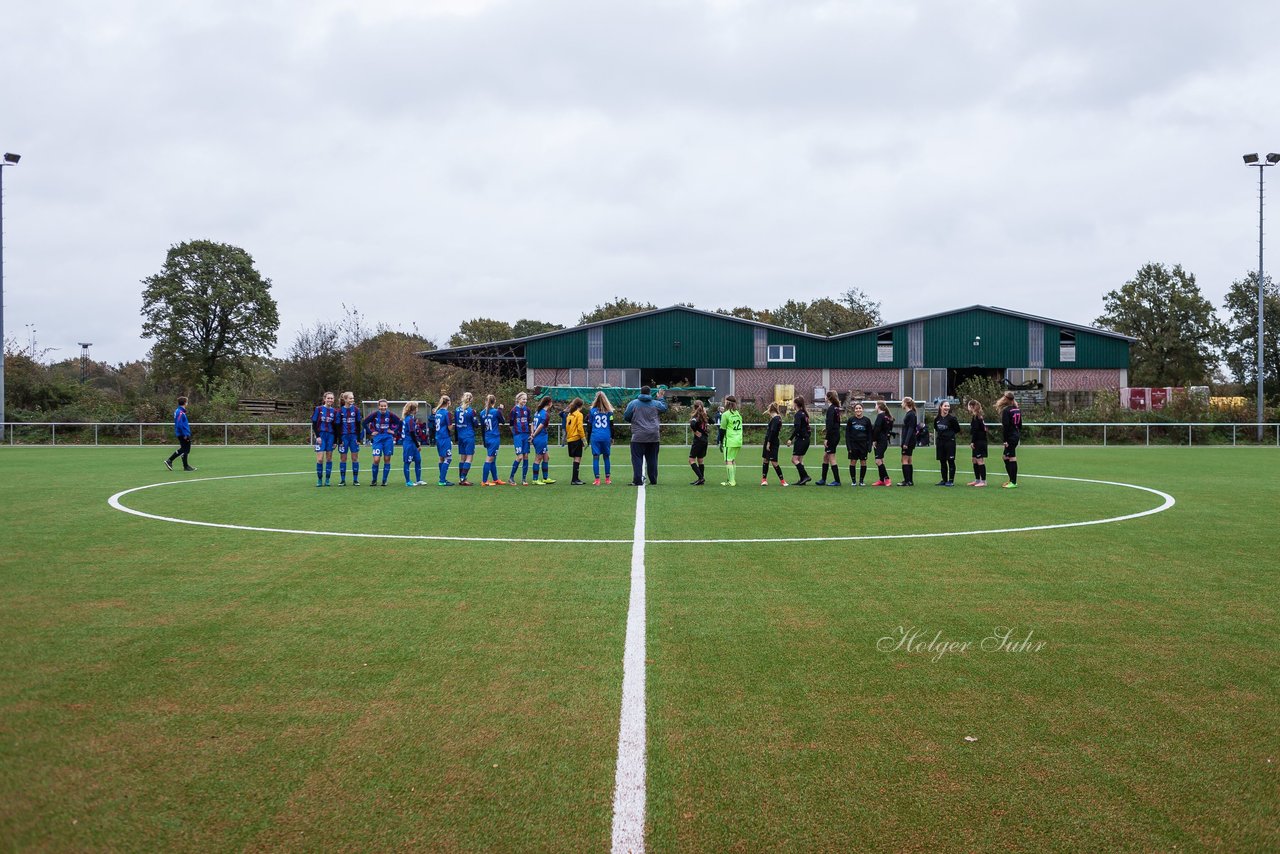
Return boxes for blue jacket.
[173,406,191,438]
[623,394,668,443]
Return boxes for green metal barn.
[420,305,1132,406]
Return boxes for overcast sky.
[3,0,1278,364]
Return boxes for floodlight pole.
[1244,154,1276,441]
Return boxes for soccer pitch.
[1,446,1276,851]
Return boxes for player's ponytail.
[592,390,613,413]
[401,401,418,418]
[996,391,1015,412]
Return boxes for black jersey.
[872,412,894,445]
[1001,405,1022,443]
[764,414,783,447]
[689,415,708,441]
[934,413,961,444]
[901,410,918,448]
[970,415,988,445]
[824,405,841,445]
[845,415,872,451]
[791,409,811,443]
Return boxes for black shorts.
[792,439,810,457]
[568,439,584,457]
[972,444,988,459]
[935,440,956,462]
[824,439,839,454]
[1003,439,1020,456]
[762,443,779,462]
[847,447,868,461]
[900,442,916,456]
[690,438,708,458]
[873,441,889,459]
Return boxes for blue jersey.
[312,405,338,437]
[434,407,453,438]
[455,406,478,438]
[337,405,363,437]
[481,407,504,441]
[510,405,531,436]
[362,409,401,439]
[402,414,422,448]
[588,407,613,440]
[173,406,191,438]
[531,408,549,437]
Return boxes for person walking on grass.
[400,401,425,486]
[623,386,666,485]
[164,396,197,472]
[786,396,813,485]
[845,401,872,486]
[688,399,710,485]
[718,395,743,486]
[898,396,919,487]
[566,397,587,485]
[966,398,989,487]
[933,400,961,487]
[817,390,842,486]
[871,400,895,486]
[997,391,1022,489]
[761,402,787,486]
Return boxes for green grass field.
[1,445,1276,851]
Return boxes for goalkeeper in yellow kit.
[719,395,744,486]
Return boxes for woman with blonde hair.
[566,397,587,485]
[588,390,615,485]
[966,399,989,487]
[432,394,454,486]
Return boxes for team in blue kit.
[362,399,402,486]
[530,395,555,485]
[433,394,455,487]
[311,392,339,486]
[336,391,363,485]
[588,390,614,485]
[480,394,506,485]
[454,392,479,486]
[508,392,532,485]
[400,402,426,486]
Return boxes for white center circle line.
[107,471,1175,544]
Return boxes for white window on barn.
[877,330,894,363]
[767,344,796,362]
[1059,330,1077,363]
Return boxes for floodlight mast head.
[1268,153,1280,165]
[2,153,18,164]
[1244,153,1260,164]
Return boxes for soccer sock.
[352,461,359,482]
[797,464,809,480]
[371,462,379,482]
[594,456,601,478]
[522,459,529,480]
[762,462,770,479]
[382,463,390,484]
[821,463,830,481]
[831,466,840,483]
[1010,461,1018,484]
[415,460,421,482]
[849,464,857,482]
[573,462,581,481]
[877,463,888,481]
[463,462,473,481]
[542,461,549,479]
[316,462,323,483]
[340,462,347,481]
[511,459,521,480]
[949,460,957,481]
[728,461,736,484]
[604,455,611,476]
[773,464,785,482]
[404,459,411,483]
[325,461,332,482]
[974,462,981,481]
[860,463,867,483]
[699,463,706,480]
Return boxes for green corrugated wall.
[923,309,1028,367]
[601,309,755,368]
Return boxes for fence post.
[139,424,143,446]
[224,424,229,446]
[1188,424,1192,446]
[1060,424,1064,446]
[267,424,272,446]
[1233,424,1237,446]
[94,424,99,445]
[52,424,56,446]
[1103,424,1107,447]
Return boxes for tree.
[448,318,514,347]
[1221,272,1280,400]
[140,240,280,392]
[511,319,564,338]
[717,306,775,324]
[578,298,657,325]
[279,320,345,402]
[1094,262,1223,386]
[838,287,882,329]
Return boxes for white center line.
[610,484,647,853]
